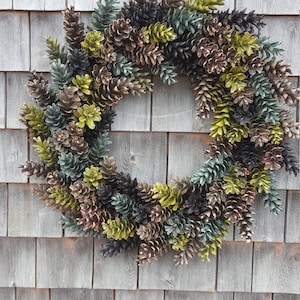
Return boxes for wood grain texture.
[0,130,28,183]
[36,238,93,288]
[13,0,65,10]
[236,0,300,14]
[0,237,35,287]
[285,190,300,243]
[30,12,65,72]
[165,291,233,300]
[115,290,164,300]
[0,12,30,71]
[67,0,99,11]
[235,190,286,242]
[0,288,14,300]
[273,294,300,300]
[168,133,210,182]
[0,72,5,128]
[0,184,7,236]
[16,288,49,300]
[234,293,271,300]
[260,17,300,76]
[111,93,151,132]
[51,288,113,300]
[93,239,138,290]
[110,132,167,184]
[252,242,300,294]
[139,251,217,291]
[152,77,212,133]
[8,183,62,237]
[6,72,31,129]
[217,241,253,292]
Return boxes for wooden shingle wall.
[0,0,299,299]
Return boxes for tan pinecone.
[136,223,162,241]
[70,135,89,156]
[161,0,184,8]
[92,65,112,85]
[249,123,270,147]
[63,6,85,50]
[126,78,147,96]
[237,204,254,242]
[232,87,254,108]
[65,121,84,137]
[97,43,117,65]
[130,43,164,66]
[188,219,202,238]
[272,77,300,105]
[264,60,292,78]
[246,53,263,72]
[262,146,284,171]
[106,18,132,47]
[172,177,197,196]
[50,128,72,152]
[224,194,247,223]
[26,72,53,107]
[20,161,47,178]
[57,86,81,114]
[149,204,170,223]
[99,156,118,182]
[236,163,250,176]
[173,239,201,266]
[241,186,257,204]
[138,237,165,266]
[205,140,233,158]
[191,35,217,58]
[123,27,147,52]
[77,204,106,232]
[46,170,65,186]
[70,180,94,204]
[200,48,227,74]
[280,110,300,139]
[206,182,226,206]
[137,182,155,203]
[191,74,217,118]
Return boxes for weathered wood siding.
[0,0,300,298]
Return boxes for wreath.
[20,0,300,266]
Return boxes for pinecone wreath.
[20,0,300,266]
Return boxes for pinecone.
[65,121,84,137]
[246,53,263,72]
[262,146,284,171]
[45,103,67,133]
[115,173,138,199]
[26,72,55,107]
[63,6,85,50]
[173,239,201,266]
[205,140,233,158]
[149,204,169,223]
[106,18,132,47]
[130,43,164,66]
[236,204,254,242]
[280,110,300,139]
[199,47,228,74]
[96,183,114,211]
[20,161,47,178]
[99,156,118,182]
[97,43,117,65]
[70,135,89,156]
[191,35,217,59]
[206,181,226,206]
[224,194,247,223]
[111,192,135,218]
[70,180,94,204]
[101,237,137,257]
[136,222,162,240]
[138,237,166,266]
[50,128,72,152]
[183,190,206,215]
[272,77,300,105]
[132,203,151,224]
[232,87,254,108]
[92,65,112,85]
[137,182,155,203]
[67,49,89,75]
[241,186,256,204]
[123,27,147,52]
[249,123,270,147]
[172,177,197,196]
[234,105,255,125]
[57,86,81,114]
[46,170,66,186]
[264,60,292,78]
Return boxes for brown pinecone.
[191,35,217,58]
[137,182,155,203]
[57,86,81,114]
[161,0,184,8]
[232,87,254,108]
[280,110,300,139]
[63,6,85,50]
[20,161,47,178]
[46,170,66,186]
[99,156,118,182]
[191,74,218,118]
[77,204,106,232]
[246,53,263,72]
[26,72,54,107]
[205,140,233,158]
[206,182,226,206]
[199,48,227,74]
[70,135,89,156]
[172,177,197,196]
[130,43,164,66]
[224,194,247,223]
[236,204,254,242]
[173,239,201,266]
[126,78,147,96]
[241,186,256,204]
[97,43,117,65]
[136,223,162,240]
[249,123,270,147]
[264,60,292,78]
[149,204,170,223]
[106,18,132,48]
[272,77,300,105]
[138,237,165,266]
[69,180,96,204]
[92,65,112,85]
[50,128,72,152]
[262,146,284,171]
[123,27,147,52]
[65,121,84,137]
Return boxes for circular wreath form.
[20,0,300,266]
